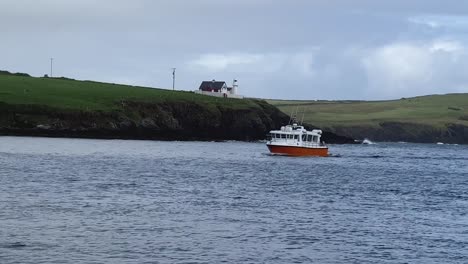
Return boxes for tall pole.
[50,58,54,78]
[172,68,176,90]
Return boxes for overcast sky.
[2,0,468,100]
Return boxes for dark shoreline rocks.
[0,100,355,144]
[325,122,468,144]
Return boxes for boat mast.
[288,108,294,124]
[295,107,299,122]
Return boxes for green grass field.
[0,73,256,111]
[268,94,468,128]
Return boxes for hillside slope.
[0,71,353,142]
[0,72,287,141]
[269,95,468,144]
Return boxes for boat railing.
[268,138,326,146]
[301,141,325,147]
[269,138,297,143]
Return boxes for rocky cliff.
[0,100,354,143]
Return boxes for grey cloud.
[2,0,468,99]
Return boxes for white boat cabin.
[268,123,324,146]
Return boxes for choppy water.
[0,137,467,263]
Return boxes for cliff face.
[326,122,468,144]
[0,100,279,140]
[0,100,354,143]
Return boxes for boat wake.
[362,138,375,145]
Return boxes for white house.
[195,79,243,99]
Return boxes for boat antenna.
[290,106,299,124]
[288,108,294,124]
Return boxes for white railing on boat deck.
[267,138,326,147]
[301,141,326,147]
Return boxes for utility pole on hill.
[172,68,176,90]
[50,58,54,78]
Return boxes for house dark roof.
[199,81,226,92]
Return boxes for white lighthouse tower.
[231,79,238,95]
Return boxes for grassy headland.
[0,71,296,141]
[268,95,468,143]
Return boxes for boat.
[266,123,328,156]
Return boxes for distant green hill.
[268,95,468,144]
[0,71,293,141]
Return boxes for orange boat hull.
[267,145,328,157]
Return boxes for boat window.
[307,135,313,142]
[281,134,286,139]
[289,134,293,139]
[313,136,318,142]
[294,135,298,140]
[302,134,307,141]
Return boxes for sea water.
[0,137,467,263]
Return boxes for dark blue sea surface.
[0,136,467,263]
